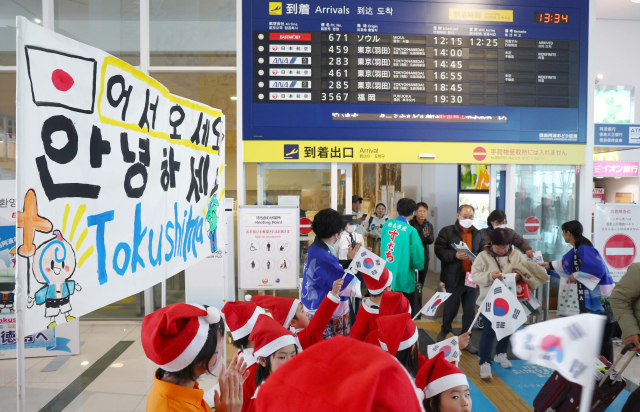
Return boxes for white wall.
[594,19,640,122]
[596,177,638,203]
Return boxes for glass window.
[54,0,140,66]
[0,0,42,66]
[513,165,578,308]
[150,0,235,66]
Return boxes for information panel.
[243,0,589,148]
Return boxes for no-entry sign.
[300,217,312,235]
[604,234,637,270]
[524,216,540,233]
[594,204,640,282]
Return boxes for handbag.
[557,277,580,316]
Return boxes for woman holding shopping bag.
[542,220,615,361]
[471,228,548,380]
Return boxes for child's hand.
[331,278,344,297]
[75,283,82,291]
[27,296,35,308]
[458,331,471,350]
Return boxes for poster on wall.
[16,18,225,336]
[238,206,299,290]
[459,165,490,191]
[594,204,640,282]
[615,193,634,204]
[592,188,604,217]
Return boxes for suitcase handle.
[599,343,636,387]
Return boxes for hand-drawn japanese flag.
[25,46,97,114]
[479,279,527,340]
[427,336,461,366]
[348,247,386,280]
[511,314,605,412]
[414,292,451,319]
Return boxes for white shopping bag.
[557,277,579,316]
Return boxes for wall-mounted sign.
[595,124,640,147]
[594,204,640,281]
[593,162,639,177]
[243,0,589,162]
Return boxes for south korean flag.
[477,279,527,341]
[427,336,461,366]
[511,314,605,412]
[348,247,385,280]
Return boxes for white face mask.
[494,224,508,229]
[207,350,222,375]
[346,224,356,233]
[459,219,474,229]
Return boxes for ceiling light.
[595,176,604,179]
[110,363,124,368]
[81,361,89,366]
[614,177,622,179]
[230,96,237,100]
[34,18,41,23]
[632,0,640,4]
[596,74,604,79]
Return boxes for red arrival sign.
[524,216,540,233]
[604,234,637,269]
[300,217,312,235]
[269,33,312,41]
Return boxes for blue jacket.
[301,238,355,312]
[35,281,75,305]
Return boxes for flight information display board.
[242,0,589,145]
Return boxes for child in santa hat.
[245,314,299,412]
[250,278,343,350]
[350,268,393,341]
[362,290,411,345]
[415,352,472,412]
[142,303,248,412]
[254,335,424,412]
[221,301,265,411]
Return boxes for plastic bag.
[557,277,579,316]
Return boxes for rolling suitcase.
[413,269,423,319]
[533,343,636,412]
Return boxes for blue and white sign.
[594,123,640,147]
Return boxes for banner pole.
[16,258,26,412]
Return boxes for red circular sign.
[604,234,637,269]
[300,217,312,235]
[473,147,487,161]
[524,216,540,233]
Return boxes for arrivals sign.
[243,0,590,162]
[594,204,640,282]
[16,18,225,335]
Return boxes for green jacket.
[381,216,425,293]
[610,263,640,342]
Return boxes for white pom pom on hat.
[206,306,221,324]
[245,294,252,302]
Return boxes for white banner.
[594,203,640,282]
[238,206,299,290]
[16,18,225,335]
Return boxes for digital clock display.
[535,12,569,24]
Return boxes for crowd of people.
[139,196,640,412]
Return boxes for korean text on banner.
[16,18,225,335]
[511,314,605,412]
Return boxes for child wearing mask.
[351,268,393,341]
[336,214,366,264]
[142,303,248,412]
[416,352,472,412]
[250,278,343,350]
[221,301,265,410]
[246,315,299,412]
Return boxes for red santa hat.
[221,300,265,340]
[251,295,300,329]
[376,313,419,356]
[254,336,423,412]
[379,290,412,316]
[141,303,221,372]
[415,352,468,399]
[363,268,393,295]
[249,314,298,358]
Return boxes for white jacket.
[366,214,388,240]
[335,230,364,260]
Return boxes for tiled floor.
[0,280,638,412]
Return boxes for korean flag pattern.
[479,279,527,341]
[348,247,386,280]
[427,336,461,366]
[415,291,451,319]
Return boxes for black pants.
[402,291,419,318]
[441,281,477,336]
[417,259,430,285]
[601,320,614,362]
[622,385,640,412]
